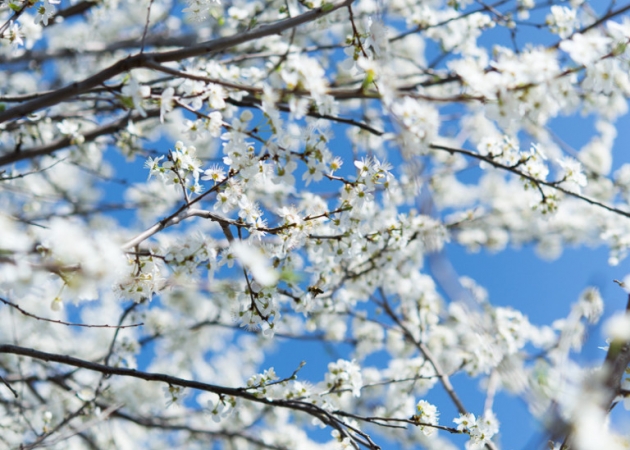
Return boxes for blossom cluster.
[2,1,630,449]
[454,411,500,450]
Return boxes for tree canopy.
[2,0,630,449]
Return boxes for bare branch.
[0,297,143,329]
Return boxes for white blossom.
[231,241,279,287]
[1,3,630,450]
[547,6,578,39]
[325,359,363,397]
[414,400,439,436]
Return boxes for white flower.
[559,32,612,66]
[160,87,175,123]
[414,400,439,436]
[352,184,374,210]
[391,97,439,152]
[201,164,226,183]
[329,156,343,173]
[39,218,124,301]
[522,143,549,181]
[454,413,476,432]
[354,157,372,178]
[576,287,603,324]
[546,6,578,39]
[556,156,587,193]
[603,313,630,341]
[163,384,186,407]
[302,159,326,186]
[50,297,63,311]
[275,160,297,186]
[325,359,363,397]
[206,83,226,109]
[6,21,24,49]
[607,17,630,43]
[237,196,262,224]
[231,241,279,286]
[205,395,235,423]
[145,155,164,179]
[184,0,222,22]
[206,111,223,137]
[122,76,151,117]
[454,411,499,450]
[365,17,389,58]
[34,0,57,26]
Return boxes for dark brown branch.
[0,344,272,399]
[0,34,199,66]
[429,144,630,220]
[0,344,375,448]
[0,110,159,168]
[376,290,498,450]
[376,290,468,415]
[0,0,355,124]
[0,297,143,329]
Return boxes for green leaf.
[120,96,134,110]
[279,269,303,284]
[321,2,334,12]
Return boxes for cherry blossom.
[2,1,630,449]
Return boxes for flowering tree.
[3,0,630,448]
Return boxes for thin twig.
[0,297,143,329]
[140,0,156,54]
[429,144,630,220]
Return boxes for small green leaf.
[120,96,134,110]
[279,269,303,284]
[321,2,334,12]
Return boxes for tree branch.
[0,0,355,124]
